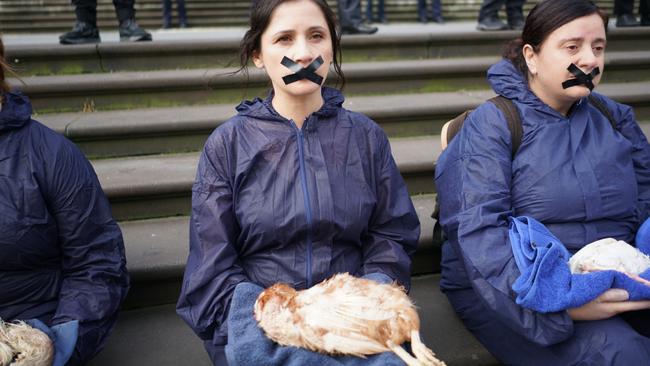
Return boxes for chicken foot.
[410,330,446,366]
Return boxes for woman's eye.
[277,36,291,43]
[311,33,324,39]
[566,44,578,51]
[593,46,605,53]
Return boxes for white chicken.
[254,272,445,366]
[569,237,650,276]
[0,319,53,366]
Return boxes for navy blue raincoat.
[0,92,129,365]
[177,87,419,361]
[435,60,650,364]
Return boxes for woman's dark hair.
[503,0,609,79]
[238,0,345,89]
[0,37,11,98]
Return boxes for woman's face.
[525,13,606,111]
[252,0,333,99]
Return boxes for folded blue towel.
[25,319,78,366]
[508,216,650,313]
[225,281,406,366]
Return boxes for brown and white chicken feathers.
[254,273,445,366]
[0,319,53,366]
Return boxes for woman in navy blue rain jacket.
[0,38,129,365]
[435,0,650,364]
[175,0,419,364]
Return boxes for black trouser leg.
[72,0,97,24]
[337,0,362,28]
[113,0,136,23]
[641,0,650,18]
[614,0,634,15]
[505,0,525,22]
[478,0,506,21]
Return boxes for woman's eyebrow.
[558,36,606,44]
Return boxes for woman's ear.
[252,51,264,69]
[522,44,537,76]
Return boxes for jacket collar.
[487,59,586,121]
[0,91,32,132]
[235,86,344,123]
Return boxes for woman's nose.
[577,47,599,70]
[291,38,314,66]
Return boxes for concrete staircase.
[0,0,617,32]
[4,20,650,366]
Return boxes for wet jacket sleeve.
[358,128,420,291]
[436,103,573,346]
[608,99,650,221]
[176,131,249,348]
[45,138,129,365]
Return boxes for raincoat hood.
[235,86,344,122]
[0,91,32,132]
[487,59,568,120]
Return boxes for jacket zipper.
[293,122,314,288]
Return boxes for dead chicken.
[0,319,53,366]
[569,238,650,285]
[254,272,445,366]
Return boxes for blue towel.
[225,281,406,366]
[508,216,650,313]
[25,319,78,366]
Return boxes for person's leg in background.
[365,0,374,23]
[376,0,386,23]
[417,0,428,23]
[477,0,508,31]
[113,0,152,41]
[177,0,188,27]
[431,0,444,23]
[338,0,377,34]
[505,0,525,30]
[615,0,640,27]
[59,0,101,44]
[162,0,172,28]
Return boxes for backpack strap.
[432,95,522,243]
[488,95,523,157]
[587,94,618,130]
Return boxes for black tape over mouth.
[561,63,600,91]
[281,56,324,85]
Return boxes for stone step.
[119,193,439,309]
[86,274,500,366]
[0,0,615,32]
[12,51,650,113]
[91,135,439,221]
[7,27,649,76]
[36,82,650,158]
[38,90,491,157]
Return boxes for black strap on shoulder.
[488,95,523,157]
[587,94,617,130]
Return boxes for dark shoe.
[641,16,650,26]
[59,21,100,45]
[508,17,524,30]
[373,17,388,24]
[119,18,153,42]
[179,21,189,28]
[341,24,378,35]
[616,13,640,27]
[431,15,445,24]
[161,22,171,29]
[418,13,428,23]
[477,16,508,31]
